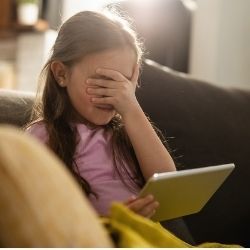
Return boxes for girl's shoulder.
[26,120,48,143]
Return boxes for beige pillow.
[0,125,113,247]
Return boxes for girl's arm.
[122,102,176,180]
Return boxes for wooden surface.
[0,0,13,30]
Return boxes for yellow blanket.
[103,203,242,248]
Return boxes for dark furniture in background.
[1,59,250,247]
[109,0,193,73]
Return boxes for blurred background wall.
[0,0,249,91]
[189,0,250,88]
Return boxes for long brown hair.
[26,10,147,196]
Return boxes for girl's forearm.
[122,104,176,180]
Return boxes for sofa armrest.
[0,89,35,127]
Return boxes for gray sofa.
[0,59,249,247]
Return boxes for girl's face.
[65,47,136,126]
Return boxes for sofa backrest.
[137,59,250,247]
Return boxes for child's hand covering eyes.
[86,65,140,117]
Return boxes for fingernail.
[130,195,137,200]
[147,195,154,200]
[155,201,160,207]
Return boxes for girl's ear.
[50,61,69,87]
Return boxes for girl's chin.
[91,114,116,126]
[92,119,113,126]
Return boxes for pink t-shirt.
[27,122,140,216]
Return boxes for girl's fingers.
[91,96,113,105]
[124,195,137,205]
[86,78,117,88]
[86,66,139,89]
[95,68,127,82]
[125,195,160,218]
[145,208,157,219]
[138,201,159,218]
[87,87,116,97]
[126,195,154,212]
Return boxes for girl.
[26,10,176,218]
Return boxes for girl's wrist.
[121,102,144,124]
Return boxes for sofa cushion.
[136,59,250,246]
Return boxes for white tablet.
[139,163,235,222]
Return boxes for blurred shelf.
[14,19,49,33]
[0,19,49,39]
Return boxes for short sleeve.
[26,122,48,145]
